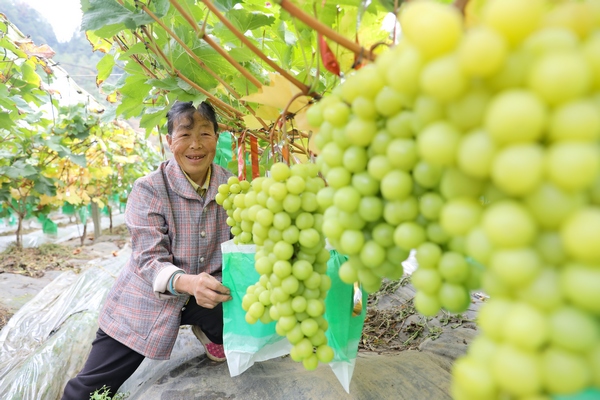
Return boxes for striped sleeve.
[125,177,177,296]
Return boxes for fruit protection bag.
[221,240,367,393]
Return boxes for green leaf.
[213,0,243,12]
[151,0,171,17]
[67,154,87,167]
[122,42,148,57]
[0,162,36,179]
[0,112,14,130]
[34,176,57,197]
[96,53,116,86]
[225,9,275,33]
[20,61,41,88]
[139,106,167,132]
[81,0,154,32]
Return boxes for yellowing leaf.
[241,73,310,114]
[10,188,21,200]
[39,194,58,206]
[86,31,112,53]
[242,114,267,130]
[65,191,83,205]
[254,105,281,121]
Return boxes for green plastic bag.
[554,389,600,400]
[214,132,233,169]
[37,214,58,236]
[221,240,367,393]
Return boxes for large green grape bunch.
[308,0,600,397]
[219,162,335,370]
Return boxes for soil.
[0,224,130,330]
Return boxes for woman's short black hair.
[166,101,218,135]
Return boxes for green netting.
[42,218,58,235]
[222,243,366,360]
[77,206,89,225]
[36,214,58,236]
[101,206,110,216]
[214,131,233,169]
[62,203,75,215]
[554,389,600,400]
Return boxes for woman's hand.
[175,273,231,308]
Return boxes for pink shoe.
[192,326,226,362]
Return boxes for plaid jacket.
[98,159,232,360]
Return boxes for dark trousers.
[61,299,223,400]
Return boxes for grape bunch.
[216,176,253,244]
[225,162,335,370]
[308,0,600,397]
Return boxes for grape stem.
[278,0,375,61]
[198,0,314,97]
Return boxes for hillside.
[0,0,110,102]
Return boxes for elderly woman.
[63,101,233,399]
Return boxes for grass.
[90,386,129,400]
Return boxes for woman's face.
[166,111,217,185]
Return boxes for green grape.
[546,142,600,192]
[491,343,543,397]
[369,130,393,155]
[374,86,406,117]
[438,252,470,284]
[386,112,415,139]
[490,248,542,288]
[491,143,543,195]
[458,26,507,77]
[342,146,368,173]
[484,90,547,145]
[542,347,591,394]
[411,267,442,294]
[549,100,600,142]
[502,302,549,351]
[420,55,467,102]
[380,170,413,201]
[483,200,537,248]
[387,138,418,171]
[359,240,386,269]
[386,45,422,97]
[345,117,377,147]
[456,130,496,179]
[528,51,591,106]
[416,242,442,269]
[560,264,600,316]
[440,197,482,236]
[549,306,600,353]
[417,122,461,166]
[352,172,380,196]
[333,186,361,213]
[413,161,443,189]
[399,0,462,59]
[482,0,545,46]
[516,268,562,312]
[440,168,484,199]
[352,96,378,120]
[522,27,578,57]
[393,222,426,250]
[367,155,392,181]
[326,167,352,189]
[452,357,498,400]
[323,102,350,127]
[414,291,442,317]
[561,208,600,263]
[447,89,491,131]
[419,192,444,220]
